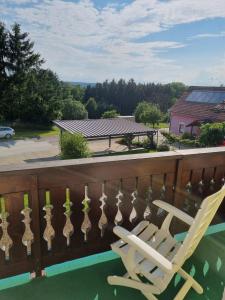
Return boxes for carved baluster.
[143,175,153,220]
[98,182,108,237]
[43,191,55,251]
[21,193,34,255]
[221,175,225,187]
[63,188,74,246]
[197,169,205,209]
[184,181,193,213]
[0,196,13,260]
[157,174,167,216]
[183,170,193,212]
[210,167,216,192]
[115,179,124,226]
[129,177,138,224]
[81,185,91,242]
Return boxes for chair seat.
[109,187,225,299]
[111,221,181,287]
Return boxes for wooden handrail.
[0,147,224,279]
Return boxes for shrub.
[62,99,88,120]
[181,132,194,140]
[143,138,157,150]
[101,109,119,118]
[157,144,170,152]
[161,131,179,144]
[179,139,201,147]
[161,131,201,147]
[160,112,170,123]
[117,135,135,146]
[60,133,90,159]
[199,122,225,146]
[131,139,143,147]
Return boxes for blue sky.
[1,0,225,85]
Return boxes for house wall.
[170,114,200,136]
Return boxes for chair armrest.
[153,200,194,226]
[113,226,173,273]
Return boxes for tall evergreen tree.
[7,23,44,81]
[84,79,186,115]
[1,23,46,120]
[0,23,8,118]
[0,22,8,82]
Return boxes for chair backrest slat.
[173,185,225,266]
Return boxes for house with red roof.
[169,86,225,136]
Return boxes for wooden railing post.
[173,156,185,209]
[30,175,42,277]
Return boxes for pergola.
[53,119,157,150]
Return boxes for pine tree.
[4,23,45,120]
[7,23,44,80]
[0,22,8,82]
[0,22,9,118]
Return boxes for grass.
[152,122,169,129]
[13,126,59,140]
[143,122,169,129]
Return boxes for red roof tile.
[170,87,225,122]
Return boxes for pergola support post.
[126,134,134,150]
[147,131,157,149]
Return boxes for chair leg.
[108,275,147,290]
[142,290,158,300]
[174,268,204,300]
[178,268,203,294]
[174,279,193,300]
[108,276,159,300]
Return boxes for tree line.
[84,80,186,116]
[0,22,187,125]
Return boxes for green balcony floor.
[0,228,225,300]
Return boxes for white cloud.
[1,0,39,4]
[190,31,225,40]
[1,0,225,83]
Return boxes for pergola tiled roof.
[53,118,155,139]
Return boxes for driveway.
[0,129,168,166]
[0,137,60,166]
[0,137,128,166]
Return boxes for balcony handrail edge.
[0,147,224,174]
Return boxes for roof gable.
[170,87,225,122]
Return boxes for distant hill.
[65,82,96,87]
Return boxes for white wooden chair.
[107,185,225,300]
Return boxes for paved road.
[0,129,168,166]
[0,137,60,166]
[0,137,128,166]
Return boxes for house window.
[179,123,185,133]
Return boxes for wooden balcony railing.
[0,147,224,279]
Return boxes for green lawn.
[144,122,169,129]
[153,122,169,129]
[13,126,59,139]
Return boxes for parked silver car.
[0,127,15,139]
